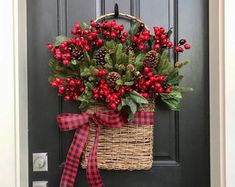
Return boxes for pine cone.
[94,47,109,66]
[143,50,159,68]
[126,64,135,72]
[68,45,84,61]
[106,72,121,87]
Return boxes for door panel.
[28,0,209,187]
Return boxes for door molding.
[209,0,226,186]
[2,0,229,186]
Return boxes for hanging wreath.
[47,12,192,187]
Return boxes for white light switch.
[33,153,48,171]
[33,181,48,187]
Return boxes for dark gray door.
[28,0,210,186]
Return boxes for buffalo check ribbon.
[57,110,154,187]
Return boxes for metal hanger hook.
[114,3,119,18]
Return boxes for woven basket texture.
[81,102,155,170]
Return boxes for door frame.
[0,0,230,186]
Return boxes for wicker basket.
[81,102,155,170]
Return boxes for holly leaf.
[129,91,149,104]
[134,53,144,70]
[53,35,68,47]
[126,98,137,114]
[80,21,89,29]
[160,90,182,111]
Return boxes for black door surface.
[28,0,210,187]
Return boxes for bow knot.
[57,110,154,187]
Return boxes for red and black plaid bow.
[57,110,154,187]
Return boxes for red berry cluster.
[131,23,150,51]
[48,39,85,65]
[50,77,84,101]
[72,20,128,45]
[174,39,191,52]
[93,80,131,110]
[93,20,129,43]
[152,26,173,51]
[134,67,172,98]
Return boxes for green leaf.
[48,76,55,83]
[160,90,182,111]
[80,21,89,29]
[129,91,149,104]
[134,53,144,70]
[116,79,123,85]
[80,67,91,77]
[71,59,78,65]
[129,22,139,37]
[124,81,134,86]
[126,98,137,114]
[104,41,116,50]
[83,51,91,63]
[167,27,173,38]
[116,43,123,63]
[53,35,68,47]
[172,86,194,92]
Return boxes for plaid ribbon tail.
[87,124,104,187]
[60,125,90,187]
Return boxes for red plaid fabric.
[57,110,154,187]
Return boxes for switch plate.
[33,153,48,172]
[33,181,48,187]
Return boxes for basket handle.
[95,3,149,30]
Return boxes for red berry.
[59,86,65,92]
[119,25,124,31]
[143,30,150,36]
[84,45,91,51]
[64,95,71,101]
[144,67,150,73]
[76,80,82,86]
[147,72,153,77]
[110,103,117,110]
[113,25,119,31]
[120,37,127,43]
[79,87,85,93]
[93,93,99,99]
[51,81,58,88]
[90,20,96,27]
[74,23,81,29]
[97,69,106,76]
[158,87,163,93]
[47,43,53,50]
[153,44,161,50]
[83,29,90,35]
[138,44,145,51]
[157,75,165,82]
[167,42,173,48]
[165,87,172,93]
[69,80,75,86]
[184,44,191,49]
[174,46,181,52]
[123,32,129,37]
[110,32,117,38]
[73,94,79,101]
[71,29,77,35]
[87,35,93,41]
[154,83,161,89]
[63,60,69,65]
[96,38,103,46]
